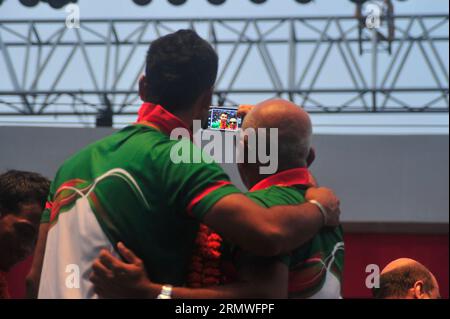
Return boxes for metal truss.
[0,15,448,125]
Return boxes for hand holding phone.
[237,104,254,118]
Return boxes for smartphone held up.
[206,107,243,131]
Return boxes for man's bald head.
[242,99,313,170]
[381,258,424,275]
[373,258,440,299]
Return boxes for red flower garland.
[187,224,224,288]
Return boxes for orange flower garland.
[187,224,224,288]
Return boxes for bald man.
[88,99,345,299]
[373,258,441,299]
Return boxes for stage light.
[133,0,152,5]
[19,0,40,7]
[294,0,313,3]
[47,0,69,9]
[207,0,226,5]
[41,0,77,9]
[250,0,268,4]
[168,0,187,5]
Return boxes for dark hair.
[145,29,218,112]
[0,170,50,213]
[373,263,435,299]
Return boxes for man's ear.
[199,87,214,109]
[413,281,425,299]
[138,75,148,102]
[194,88,214,121]
[306,147,316,168]
[243,134,250,155]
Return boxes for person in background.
[0,170,50,299]
[373,258,441,299]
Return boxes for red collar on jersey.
[250,167,313,192]
[136,102,192,139]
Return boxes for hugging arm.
[90,243,288,299]
[202,188,340,257]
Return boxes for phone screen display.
[207,107,242,131]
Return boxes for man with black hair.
[373,258,440,299]
[32,29,341,299]
[0,170,50,299]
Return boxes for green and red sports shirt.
[224,168,345,299]
[38,103,241,298]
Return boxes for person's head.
[229,118,238,130]
[220,113,228,122]
[0,170,50,272]
[373,258,441,299]
[238,99,313,189]
[139,29,219,129]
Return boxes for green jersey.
[38,103,241,299]
[228,168,345,299]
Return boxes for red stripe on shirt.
[250,167,313,192]
[45,201,53,210]
[187,181,232,216]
